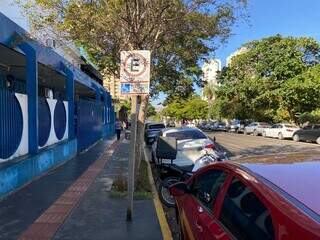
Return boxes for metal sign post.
[126,95,138,221]
[120,50,150,221]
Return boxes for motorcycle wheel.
[159,177,180,207]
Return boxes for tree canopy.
[20,0,247,100]
[214,35,320,123]
[162,96,208,120]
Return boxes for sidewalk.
[4,137,164,240]
[53,139,163,240]
[0,138,115,240]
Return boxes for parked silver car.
[151,127,215,166]
[145,122,166,145]
[244,122,270,136]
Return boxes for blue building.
[0,12,115,198]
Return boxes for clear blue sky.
[1,0,320,105]
[155,0,320,105]
[215,0,320,66]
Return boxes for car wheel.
[158,177,179,207]
[278,132,284,140]
[316,137,320,145]
[253,130,258,136]
[293,134,300,142]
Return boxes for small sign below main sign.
[120,50,150,95]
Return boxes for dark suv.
[145,123,166,145]
[293,124,320,144]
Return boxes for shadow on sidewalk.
[53,139,163,240]
[0,138,114,240]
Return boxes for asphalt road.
[207,131,320,159]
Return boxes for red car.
[170,152,320,240]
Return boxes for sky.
[215,0,320,66]
[0,0,29,30]
[1,0,320,105]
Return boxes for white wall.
[39,99,69,149]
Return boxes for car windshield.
[166,130,207,140]
[148,124,165,129]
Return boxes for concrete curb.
[144,147,173,240]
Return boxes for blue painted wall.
[0,12,115,199]
[76,99,104,152]
[0,89,23,159]
[0,139,77,198]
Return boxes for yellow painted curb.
[144,147,173,240]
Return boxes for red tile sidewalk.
[19,139,118,240]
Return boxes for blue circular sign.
[54,100,66,140]
[38,98,51,147]
[0,90,23,159]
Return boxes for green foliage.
[162,97,208,120]
[214,35,320,123]
[298,112,320,125]
[203,84,217,102]
[148,113,162,122]
[19,0,247,101]
[146,103,157,118]
[112,160,151,198]
[279,65,320,121]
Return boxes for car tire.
[316,137,320,145]
[293,134,300,142]
[278,132,284,140]
[158,177,179,207]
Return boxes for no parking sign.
[120,50,150,95]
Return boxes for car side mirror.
[169,182,189,197]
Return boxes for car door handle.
[195,219,203,232]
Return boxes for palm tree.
[203,83,217,120]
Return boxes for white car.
[262,123,300,139]
[151,127,215,166]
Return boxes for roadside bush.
[111,159,151,199]
[298,111,320,125]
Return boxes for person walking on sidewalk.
[115,118,122,140]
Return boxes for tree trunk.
[288,108,298,124]
[207,100,212,120]
[135,95,148,177]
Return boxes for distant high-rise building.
[202,59,222,86]
[226,47,248,67]
[201,59,221,100]
[103,74,127,100]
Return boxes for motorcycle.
[158,150,227,207]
